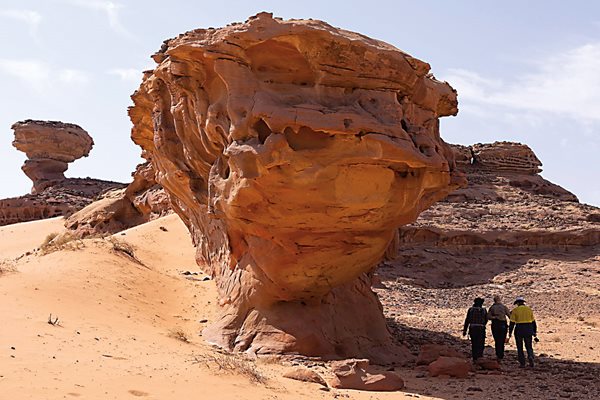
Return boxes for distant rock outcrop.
[64,162,170,238]
[386,141,600,288]
[129,13,463,362]
[0,120,124,227]
[12,120,94,194]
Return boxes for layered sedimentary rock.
[65,162,170,237]
[385,141,600,288]
[129,13,463,362]
[12,120,94,193]
[0,178,125,227]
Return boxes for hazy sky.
[1,1,599,205]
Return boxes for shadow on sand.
[386,318,600,400]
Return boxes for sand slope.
[2,215,443,400]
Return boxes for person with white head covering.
[509,296,538,368]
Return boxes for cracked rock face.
[12,120,94,193]
[129,13,463,362]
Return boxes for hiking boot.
[519,363,526,368]
[528,358,535,368]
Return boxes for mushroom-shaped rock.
[12,120,94,193]
[129,13,464,363]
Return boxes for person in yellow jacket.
[508,296,538,368]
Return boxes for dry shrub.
[107,237,145,266]
[192,352,267,384]
[40,232,83,254]
[0,260,16,275]
[168,327,190,343]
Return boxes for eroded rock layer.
[129,13,463,362]
[0,178,125,227]
[12,120,94,193]
[64,162,170,238]
[386,141,600,288]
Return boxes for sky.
[1,0,599,205]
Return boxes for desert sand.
[1,214,598,399]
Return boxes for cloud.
[108,68,141,82]
[0,59,90,92]
[59,69,90,84]
[443,43,600,122]
[0,9,42,39]
[0,59,49,91]
[65,0,133,38]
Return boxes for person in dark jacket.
[463,297,488,361]
[508,296,538,368]
[487,295,511,361]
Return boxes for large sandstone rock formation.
[12,120,94,193]
[129,13,463,362]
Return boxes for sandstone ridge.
[129,12,463,362]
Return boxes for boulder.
[428,356,470,378]
[283,367,327,387]
[416,344,465,365]
[129,12,463,361]
[329,359,404,391]
[476,358,501,370]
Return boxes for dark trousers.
[469,326,486,360]
[491,320,508,359]
[515,323,535,366]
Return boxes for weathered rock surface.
[383,141,600,289]
[391,141,597,253]
[328,359,404,391]
[475,358,500,370]
[64,162,170,238]
[129,12,463,362]
[427,356,470,378]
[282,367,327,387]
[416,344,465,365]
[12,120,94,193]
[0,180,124,228]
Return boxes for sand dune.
[1,215,447,400]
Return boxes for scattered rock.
[475,358,501,370]
[328,359,404,391]
[416,344,464,365]
[428,357,470,379]
[283,367,327,387]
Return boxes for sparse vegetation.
[107,237,145,266]
[40,232,83,254]
[168,327,190,343]
[192,352,267,384]
[0,260,15,275]
[47,313,61,326]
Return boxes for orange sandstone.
[129,12,463,362]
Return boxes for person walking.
[487,295,511,361]
[508,296,538,368]
[463,297,488,361]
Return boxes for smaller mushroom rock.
[12,120,94,193]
